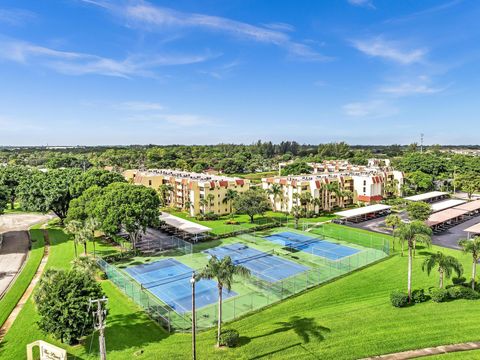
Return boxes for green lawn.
[2,225,480,359]
[170,210,337,235]
[0,226,45,328]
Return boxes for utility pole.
[190,272,197,360]
[90,297,108,360]
[420,133,424,153]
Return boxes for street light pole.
[190,272,197,360]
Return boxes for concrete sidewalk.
[363,341,480,359]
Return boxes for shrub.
[452,277,467,285]
[412,289,428,303]
[218,329,240,347]
[448,285,480,300]
[196,212,219,221]
[429,288,449,303]
[390,290,409,307]
[225,219,239,225]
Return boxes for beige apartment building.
[124,169,250,216]
[262,169,403,213]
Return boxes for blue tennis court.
[264,231,360,260]
[203,243,309,282]
[125,258,236,313]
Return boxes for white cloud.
[0,8,36,26]
[380,82,445,96]
[116,101,164,111]
[352,37,427,65]
[348,0,375,9]
[81,0,330,61]
[0,37,215,78]
[343,100,398,118]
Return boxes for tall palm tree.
[199,198,208,215]
[394,221,432,302]
[158,184,174,207]
[266,184,282,211]
[459,236,480,289]
[385,214,402,253]
[312,197,322,214]
[291,205,302,229]
[222,189,238,216]
[299,192,312,214]
[65,220,83,258]
[422,251,463,288]
[196,256,250,347]
[85,217,100,257]
[206,193,215,213]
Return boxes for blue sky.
[0,0,479,146]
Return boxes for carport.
[404,191,449,203]
[427,208,469,233]
[334,204,391,224]
[159,212,212,241]
[463,223,480,239]
[454,200,480,216]
[431,199,466,213]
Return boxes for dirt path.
[0,229,50,342]
[362,342,480,359]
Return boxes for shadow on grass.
[249,342,303,359]
[252,316,331,343]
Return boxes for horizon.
[1,0,480,146]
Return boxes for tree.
[459,237,480,289]
[17,168,81,224]
[158,184,174,207]
[422,252,463,288]
[291,205,302,229]
[222,189,238,215]
[65,220,83,258]
[199,198,208,214]
[196,256,250,347]
[406,171,434,193]
[233,189,271,223]
[93,183,161,249]
[299,192,312,214]
[394,221,432,302]
[407,201,432,221]
[266,184,282,211]
[0,165,27,209]
[280,161,312,176]
[206,193,215,212]
[455,173,480,199]
[34,269,104,344]
[66,185,105,223]
[71,168,125,197]
[385,214,402,252]
[0,185,8,214]
[72,256,98,278]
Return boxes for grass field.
[170,210,337,235]
[2,225,480,359]
[0,226,45,328]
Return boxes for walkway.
[363,341,480,359]
[0,229,50,341]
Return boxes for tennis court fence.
[98,230,389,332]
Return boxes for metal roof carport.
[335,204,391,223]
[404,191,448,203]
[160,213,212,241]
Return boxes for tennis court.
[264,231,360,260]
[125,258,236,313]
[203,243,309,282]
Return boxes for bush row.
[391,285,480,307]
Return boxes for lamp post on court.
[190,272,197,360]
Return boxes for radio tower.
[420,133,424,153]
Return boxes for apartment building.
[124,169,250,216]
[278,158,392,175]
[262,169,403,213]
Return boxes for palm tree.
[422,251,463,288]
[65,220,83,258]
[158,184,174,207]
[312,197,322,214]
[199,198,208,214]
[459,236,480,289]
[266,184,282,211]
[291,205,302,229]
[196,256,250,347]
[299,192,312,214]
[85,217,100,257]
[394,221,432,302]
[206,193,215,213]
[222,189,238,216]
[385,214,402,253]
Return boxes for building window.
[363,180,366,186]
[363,187,366,193]
[148,180,152,186]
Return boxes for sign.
[27,340,67,360]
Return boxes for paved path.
[0,231,30,298]
[0,230,50,341]
[362,341,480,359]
